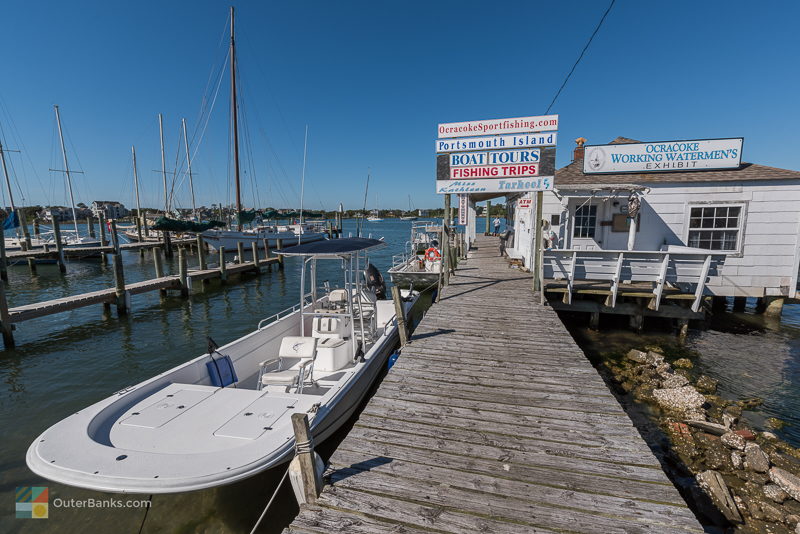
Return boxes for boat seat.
[329,289,348,304]
[312,316,349,339]
[258,337,317,391]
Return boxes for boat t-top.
[27,237,417,493]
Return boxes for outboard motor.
[364,263,387,300]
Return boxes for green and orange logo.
[16,486,48,519]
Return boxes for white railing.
[257,292,315,330]
[542,249,725,312]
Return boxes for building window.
[573,205,597,238]
[687,205,742,251]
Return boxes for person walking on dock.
[492,217,500,236]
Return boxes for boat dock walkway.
[4,237,198,260]
[285,235,702,533]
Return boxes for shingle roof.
[557,137,800,188]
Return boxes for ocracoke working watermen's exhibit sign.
[436,115,558,194]
[583,138,743,174]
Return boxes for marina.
[2,2,800,534]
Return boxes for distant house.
[91,201,130,220]
[508,136,800,303]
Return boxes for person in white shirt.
[492,217,501,236]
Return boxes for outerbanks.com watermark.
[52,497,152,509]
[16,486,150,519]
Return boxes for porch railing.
[542,249,725,312]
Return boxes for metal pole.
[131,145,143,240]
[181,119,197,219]
[158,113,168,214]
[298,125,308,244]
[533,191,544,292]
[54,105,81,240]
[230,6,243,231]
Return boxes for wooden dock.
[285,235,702,533]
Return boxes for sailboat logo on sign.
[586,147,606,171]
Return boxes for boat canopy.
[280,237,385,257]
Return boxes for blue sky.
[0,0,798,211]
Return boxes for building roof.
[556,137,800,189]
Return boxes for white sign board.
[451,163,539,179]
[437,176,554,195]
[583,138,743,174]
[438,115,559,138]
[517,198,532,210]
[458,194,468,225]
[436,132,557,153]
[450,148,540,167]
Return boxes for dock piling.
[0,234,7,282]
[33,220,40,238]
[110,219,120,253]
[237,241,244,264]
[111,220,128,315]
[485,200,491,235]
[219,247,227,282]
[0,280,14,348]
[276,239,284,270]
[153,247,166,297]
[51,217,67,273]
[196,234,207,270]
[289,413,323,505]
[135,217,143,244]
[20,211,31,249]
[178,248,189,297]
[391,285,408,346]
[87,214,96,238]
[163,231,173,258]
[98,213,108,263]
[112,251,127,316]
[251,242,260,270]
[263,238,272,271]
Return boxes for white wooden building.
[507,137,800,307]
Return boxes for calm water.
[0,218,448,534]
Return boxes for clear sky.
[0,0,798,211]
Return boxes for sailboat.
[51,105,100,251]
[366,193,383,222]
[201,10,326,253]
[0,138,46,252]
[400,195,418,220]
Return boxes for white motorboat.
[388,221,443,288]
[27,237,416,494]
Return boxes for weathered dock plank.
[284,235,702,533]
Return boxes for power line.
[545,0,616,114]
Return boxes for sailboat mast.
[0,141,20,237]
[181,118,196,219]
[158,113,168,214]
[230,6,242,231]
[298,125,308,243]
[131,145,142,218]
[54,105,81,239]
[359,169,370,237]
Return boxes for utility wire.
[545,0,616,114]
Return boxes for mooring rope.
[248,463,291,534]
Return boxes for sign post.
[435,114,558,291]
